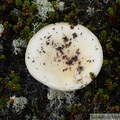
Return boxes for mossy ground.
[0,0,120,120]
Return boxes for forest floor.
[0,0,120,120]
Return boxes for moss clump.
[64,2,79,24]
[0,96,9,109]
[0,71,22,109]
[0,0,38,40]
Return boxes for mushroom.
[25,22,103,91]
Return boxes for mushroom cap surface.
[25,22,103,91]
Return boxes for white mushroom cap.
[25,22,103,91]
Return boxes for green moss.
[86,25,97,32]
[60,115,66,120]
[51,1,57,10]
[106,42,115,54]
[0,54,6,60]
[107,7,114,15]
[71,2,77,9]
[48,11,59,22]
[0,70,22,109]
[67,104,80,114]
[0,71,22,92]
[20,26,32,40]
[114,105,120,112]
[15,0,22,6]
[105,79,118,92]
[89,72,96,79]
[64,10,78,23]
[64,2,78,23]
[0,5,2,11]
[84,91,92,99]
[1,0,39,40]
[0,96,9,109]
[9,10,17,18]
[23,0,30,9]
[26,18,33,25]
[30,3,37,12]
[99,30,107,38]
[8,71,22,91]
